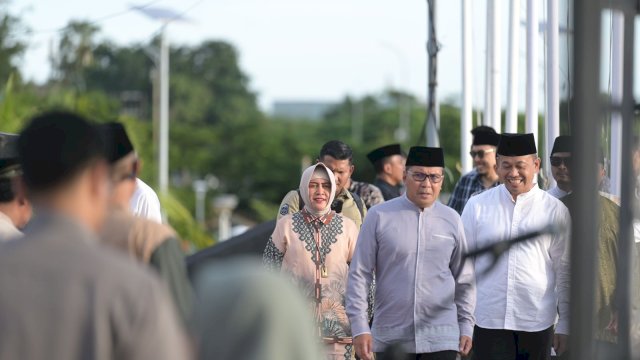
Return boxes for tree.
[51,20,100,89]
[0,1,27,85]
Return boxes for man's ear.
[349,164,355,176]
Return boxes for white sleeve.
[130,179,163,223]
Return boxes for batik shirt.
[349,181,384,209]
[264,209,359,360]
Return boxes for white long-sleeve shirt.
[129,178,163,223]
[347,195,476,354]
[461,184,571,334]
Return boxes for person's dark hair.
[319,140,353,163]
[18,111,106,193]
[373,158,391,173]
[0,178,15,202]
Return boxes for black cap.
[497,133,537,156]
[98,122,134,164]
[551,135,572,155]
[471,126,500,146]
[405,146,445,167]
[366,144,403,164]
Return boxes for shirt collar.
[499,183,541,203]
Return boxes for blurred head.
[98,122,138,208]
[299,163,336,216]
[404,146,445,208]
[318,140,354,194]
[470,126,500,177]
[18,111,109,231]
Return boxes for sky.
[11,0,601,114]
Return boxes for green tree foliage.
[0,1,26,85]
[51,21,99,90]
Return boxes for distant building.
[271,101,337,121]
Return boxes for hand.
[459,335,472,356]
[354,333,374,360]
[606,311,618,335]
[553,333,569,356]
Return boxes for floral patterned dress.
[264,209,359,360]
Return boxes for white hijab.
[299,163,337,217]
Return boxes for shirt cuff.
[555,319,570,335]
[459,322,474,338]
[350,317,371,338]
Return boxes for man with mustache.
[461,133,571,360]
[547,135,572,199]
[448,126,501,214]
[347,146,476,360]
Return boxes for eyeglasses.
[469,148,495,159]
[550,156,572,167]
[408,171,444,183]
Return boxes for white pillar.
[610,12,624,197]
[490,0,501,133]
[484,1,493,126]
[159,25,170,194]
[506,0,520,133]
[526,0,539,149]
[461,0,473,174]
[545,0,560,189]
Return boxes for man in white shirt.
[547,135,572,199]
[461,133,570,360]
[130,178,163,223]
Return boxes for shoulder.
[334,213,358,231]
[465,185,500,207]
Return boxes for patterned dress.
[264,209,359,360]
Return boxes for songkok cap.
[98,122,134,164]
[366,144,403,164]
[405,146,445,167]
[0,133,20,179]
[551,135,572,155]
[497,133,537,156]
[471,126,500,146]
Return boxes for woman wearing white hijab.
[264,163,360,359]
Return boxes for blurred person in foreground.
[264,162,360,359]
[0,132,31,241]
[367,143,405,201]
[347,146,476,360]
[278,140,367,228]
[0,111,189,360]
[99,122,194,325]
[448,126,501,215]
[461,133,570,359]
[192,258,324,360]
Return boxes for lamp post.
[132,6,187,194]
[213,194,238,242]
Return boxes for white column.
[490,0,501,133]
[506,0,520,133]
[526,0,539,149]
[461,0,473,174]
[545,0,560,189]
[610,12,624,197]
[159,25,170,194]
[484,1,493,126]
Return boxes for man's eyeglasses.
[408,171,444,183]
[469,148,495,159]
[550,156,572,167]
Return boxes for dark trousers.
[472,325,554,360]
[375,350,458,360]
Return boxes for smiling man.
[461,133,571,360]
[347,146,476,360]
[448,126,501,214]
